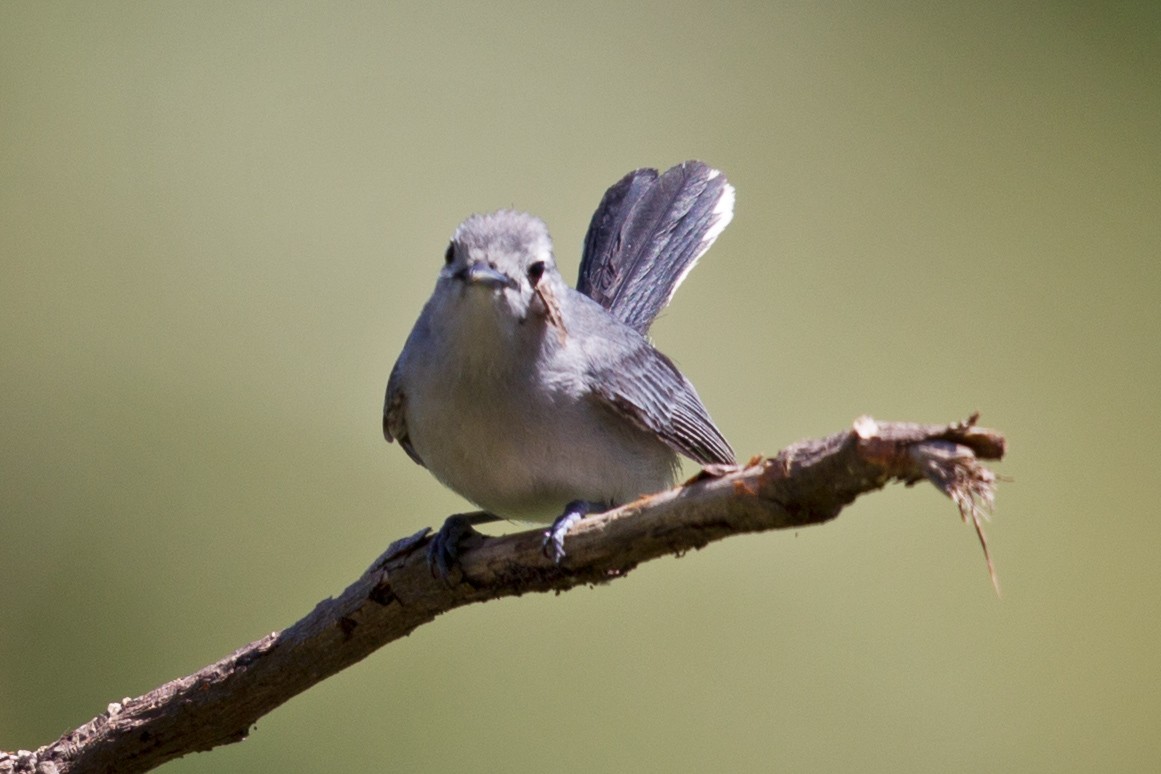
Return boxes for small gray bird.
[384,161,736,578]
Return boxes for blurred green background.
[2,2,1158,772]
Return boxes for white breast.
[402,297,677,521]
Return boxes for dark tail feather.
[577,160,734,334]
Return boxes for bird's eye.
[527,261,546,286]
[444,242,455,265]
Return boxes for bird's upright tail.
[577,160,734,335]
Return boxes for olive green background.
[2,3,1158,772]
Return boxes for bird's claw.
[541,500,603,564]
[427,512,493,585]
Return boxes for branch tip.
[909,439,1001,595]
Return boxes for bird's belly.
[407,383,676,522]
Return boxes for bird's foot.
[427,511,498,585]
[542,500,607,564]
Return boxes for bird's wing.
[577,160,734,335]
[383,360,425,467]
[588,340,735,466]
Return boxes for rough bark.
[2,414,1006,774]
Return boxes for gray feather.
[577,160,734,334]
[563,292,735,466]
[384,360,424,466]
[588,341,734,466]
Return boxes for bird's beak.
[460,262,516,290]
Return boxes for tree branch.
[3,415,1005,774]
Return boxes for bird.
[384,160,736,580]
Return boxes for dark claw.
[427,512,498,585]
[542,500,605,564]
